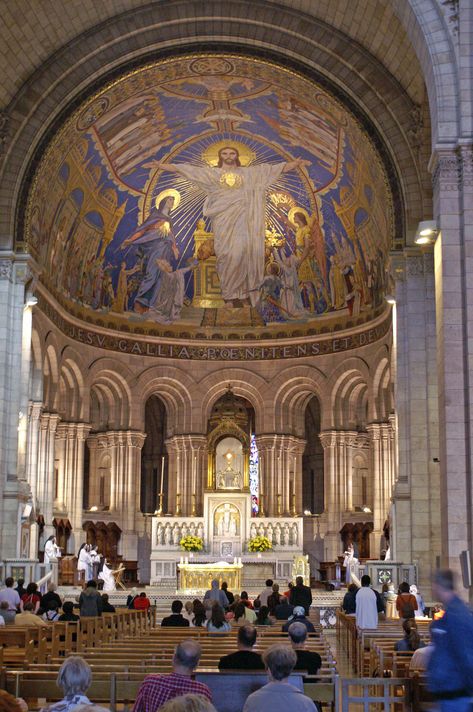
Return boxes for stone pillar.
[0,256,34,558]
[430,145,473,596]
[165,434,208,515]
[318,431,340,559]
[58,423,91,552]
[255,434,305,516]
[26,402,43,509]
[391,247,441,591]
[114,431,146,559]
[37,412,61,539]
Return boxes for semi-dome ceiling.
[26,53,395,342]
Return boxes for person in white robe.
[44,536,61,564]
[273,248,307,318]
[355,576,378,630]
[98,560,116,592]
[157,148,309,306]
[343,543,360,584]
[77,544,92,582]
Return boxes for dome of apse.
[25,53,397,356]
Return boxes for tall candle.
[159,455,165,494]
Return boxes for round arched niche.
[26,53,395,342]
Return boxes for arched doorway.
[141,395,167,514]
[302,395,324,515]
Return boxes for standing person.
[78,580,103,617]
[355,575,378,630]
[218,625,265,670]
[156,150,309,307]
[161,600,190,627]
[15,579,26,598]
[77,544,90,584]
[41,582,62,611]
[267,583,283,615]
[396,581,418,620]
[221,582,234,605]
[427,569,473,711]
[132,640,211,712]
[289,576,312,615]
[342,583,358,614]
[243,644,316,712]
[203,579,229,608]
[258,580,274,607]
[410,584,426,618]
[0,577,21,613]
[44,536,61,564]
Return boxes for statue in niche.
[283,522,290,545]
[181,522,188,538]
[257,523,265,537]
[164,525,172,545]
[274,525,281,545]
[250,522,257,539]
[197,522,204,539]
[291,522,299,545]
[267,523,273,544]
[214,502,240,537]
[156,523,164,545]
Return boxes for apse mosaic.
[26,55,394,336]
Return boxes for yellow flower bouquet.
[248,535,272,552]
[180,535,204,552]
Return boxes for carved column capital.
[430,147,460,193]
[318,430,339,449]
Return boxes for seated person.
[15,601,49,627]
[409,643,433,673]
[218,624,265,670]
[255,605,272,626]
[182,601,195,625]
[243,643,316,712]
[267,584,283,615]
[274,596,294,620]
[43,656,94,712]
[258,579,273,607]
[282,606,315,633]
[394,618,426,652]
[58,601,80,622]
[101,593,116,613]
[161,600,190,627]
[207,603,231,633]
[41,582,62,612]
[288,622,322,676]
[342,583,358,614]
[132,640,211,711]
[134,592,151,611]
[240,591,254,609]
[0,601,16,624]
[192,600,207,628]
[232,601,257,626]
[159,694,217,712]
[43,601,61,622]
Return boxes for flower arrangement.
[179,535,204,552]
[248,535,272,553]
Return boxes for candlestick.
[175,493,181,515]
[291,492,297,517]
[156,492,163,516]
[159,455,165,497]
[277,493,282,516]
[191,493,197,516]
[259,493,265,517]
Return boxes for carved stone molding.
[458,143,473,188]
[0,259,13,281]
[0,111,9,159]
[431,150,460,193]
[406,255,425,276]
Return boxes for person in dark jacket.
[221,582,234,605]
[161,600,190,627]
[218,624,265,670]
[342,583,358,614]
[41,582,63,612]
[274,596,294,620]
[58,601,80,621]
[289,576,312,615]
[288,622,322,676]
[101,593,116,613]
[427,569,473,711]
[78,580,103,617]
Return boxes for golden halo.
[155,189,181,210]
[288,206,310,227]
[202,140,256,167]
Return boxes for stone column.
[318,431,339,559]
[114,431,146,559]
[37,412,60,539]
[0,256,34,558]
[391,247,441,590]
[59,423,91,552]
[164,434,207,515]
[26,402,43,509]
[430,145,473,595]
[254,434,304,516]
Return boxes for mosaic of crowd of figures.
[27,54,394,334]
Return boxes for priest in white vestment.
[355,575,378,629]
[158,147,309,307]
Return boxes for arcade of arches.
[0,0,472,600]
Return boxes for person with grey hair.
[40,656,93,712]
[243,643,315,712]
[288,622,322,675]
[427,569,473,711]
[159,695,217,712]
[132,640,212,712]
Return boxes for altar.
[178,559,243,593]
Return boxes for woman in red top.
[20,582,41,613]
[133,592,151,611]
[395,581,418,620]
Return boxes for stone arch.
[326,357,370,430]
[88,360,133,430]
[199,369,267,432]
[370,353,392,422]
[57,349,87,422]
[30,327,44,402]
[135,366,196,434]
[270,366,327,435]
[43,334,60,412]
